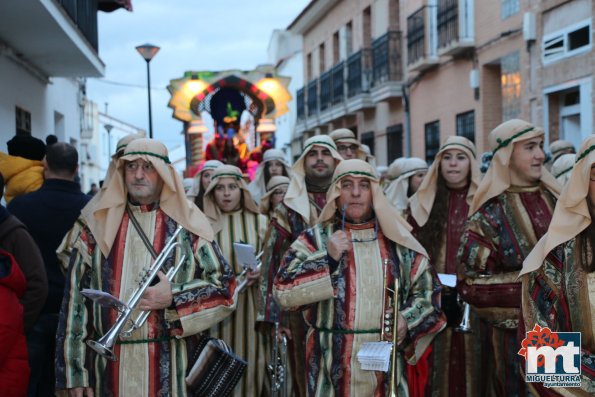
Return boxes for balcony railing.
[407,8,425,65]
[437,0,474,54]
[59,0,98,50]
[331,62,345,104]
[347,49,372,97]
[296,87,305,120]
[319,70,332,111]
[307,79,318,116]
[372,31,403,86]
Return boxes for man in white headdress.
[55,138,237,397]
[258,134,342,397]
[457,119,560,396]
[329,128,366,160]
[520,135,595,396]
[546,139,576,170]
[274,159,446,396]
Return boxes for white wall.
[267,30,303,162]
[0,55,83,151]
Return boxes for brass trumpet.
[81,225,187,361]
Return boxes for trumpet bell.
[87,340,118,361]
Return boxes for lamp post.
[135,44,160,139]
[104,123,114,163]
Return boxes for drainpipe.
[402,84,412,157]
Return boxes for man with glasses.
[274,159,446,396]
[55,138,237,397]
[330,128,366,160]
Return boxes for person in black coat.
[8,142,90,397]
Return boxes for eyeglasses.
[341,204,378,243]
[125,161,156,173]
[337,144,358,153]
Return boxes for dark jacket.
[8,179,90,314]
[0,249,30,397]
[0,208,47,333]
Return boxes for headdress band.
[492,127,535,155]
[125,151,171,164]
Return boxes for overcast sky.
[89,0,310,148]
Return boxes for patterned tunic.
[257,191,327,397]
[55,204,237,397]
[208,209,267,397]
[457,185,556,396]
[409,187,482,397]
[521,238,595,396]
[274,218,446,397]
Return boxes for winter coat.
[0,249,29,397]
[0,151,44,203]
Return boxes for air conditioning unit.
[523,12,536,42]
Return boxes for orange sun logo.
[518,324,566,368]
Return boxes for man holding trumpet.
[273,159,446,396]
[55,138,237,397]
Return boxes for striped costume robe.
[521,237,595,396]
[409,188,482,397]
[458,185,556,396]
[258,191,327,397]
[209,209,267,397]
[55,204,237,397]
[274,218,446,397]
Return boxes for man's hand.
[139,271,173,310]
[327,230,351,261]
[397,312,408,345]
[68,387,94,397]
[244,267,261,287]
[270,325,293,340]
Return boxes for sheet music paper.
[357,341,393,372]
[438,273,457,287]
[233,242,258,271]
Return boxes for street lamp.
[104,123,114,162]
[135,43,160,139]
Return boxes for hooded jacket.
[0,249,30,397]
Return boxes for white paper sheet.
[356,341,393,372]
[438,273,457,287]
[233,242,259,271]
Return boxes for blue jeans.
[27,313,59,397]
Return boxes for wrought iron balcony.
[407,6,439,72]
[437,0,474,56]
[347,49,372,97]
[296,87,305,120]
[307,79,318,116]
[372,31,403,86]
[59,0,98,50]
[319,70,333,111]
[331,62,345,105]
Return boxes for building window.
[15,106,31,135]
[542,19,592,64]
[456,111,475,143]
[361,131,374,156]
[319,43,326,74]
[386,124,403,163]
[425,121,440,163]
[501,52,521,121]
[501,0,519,20]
